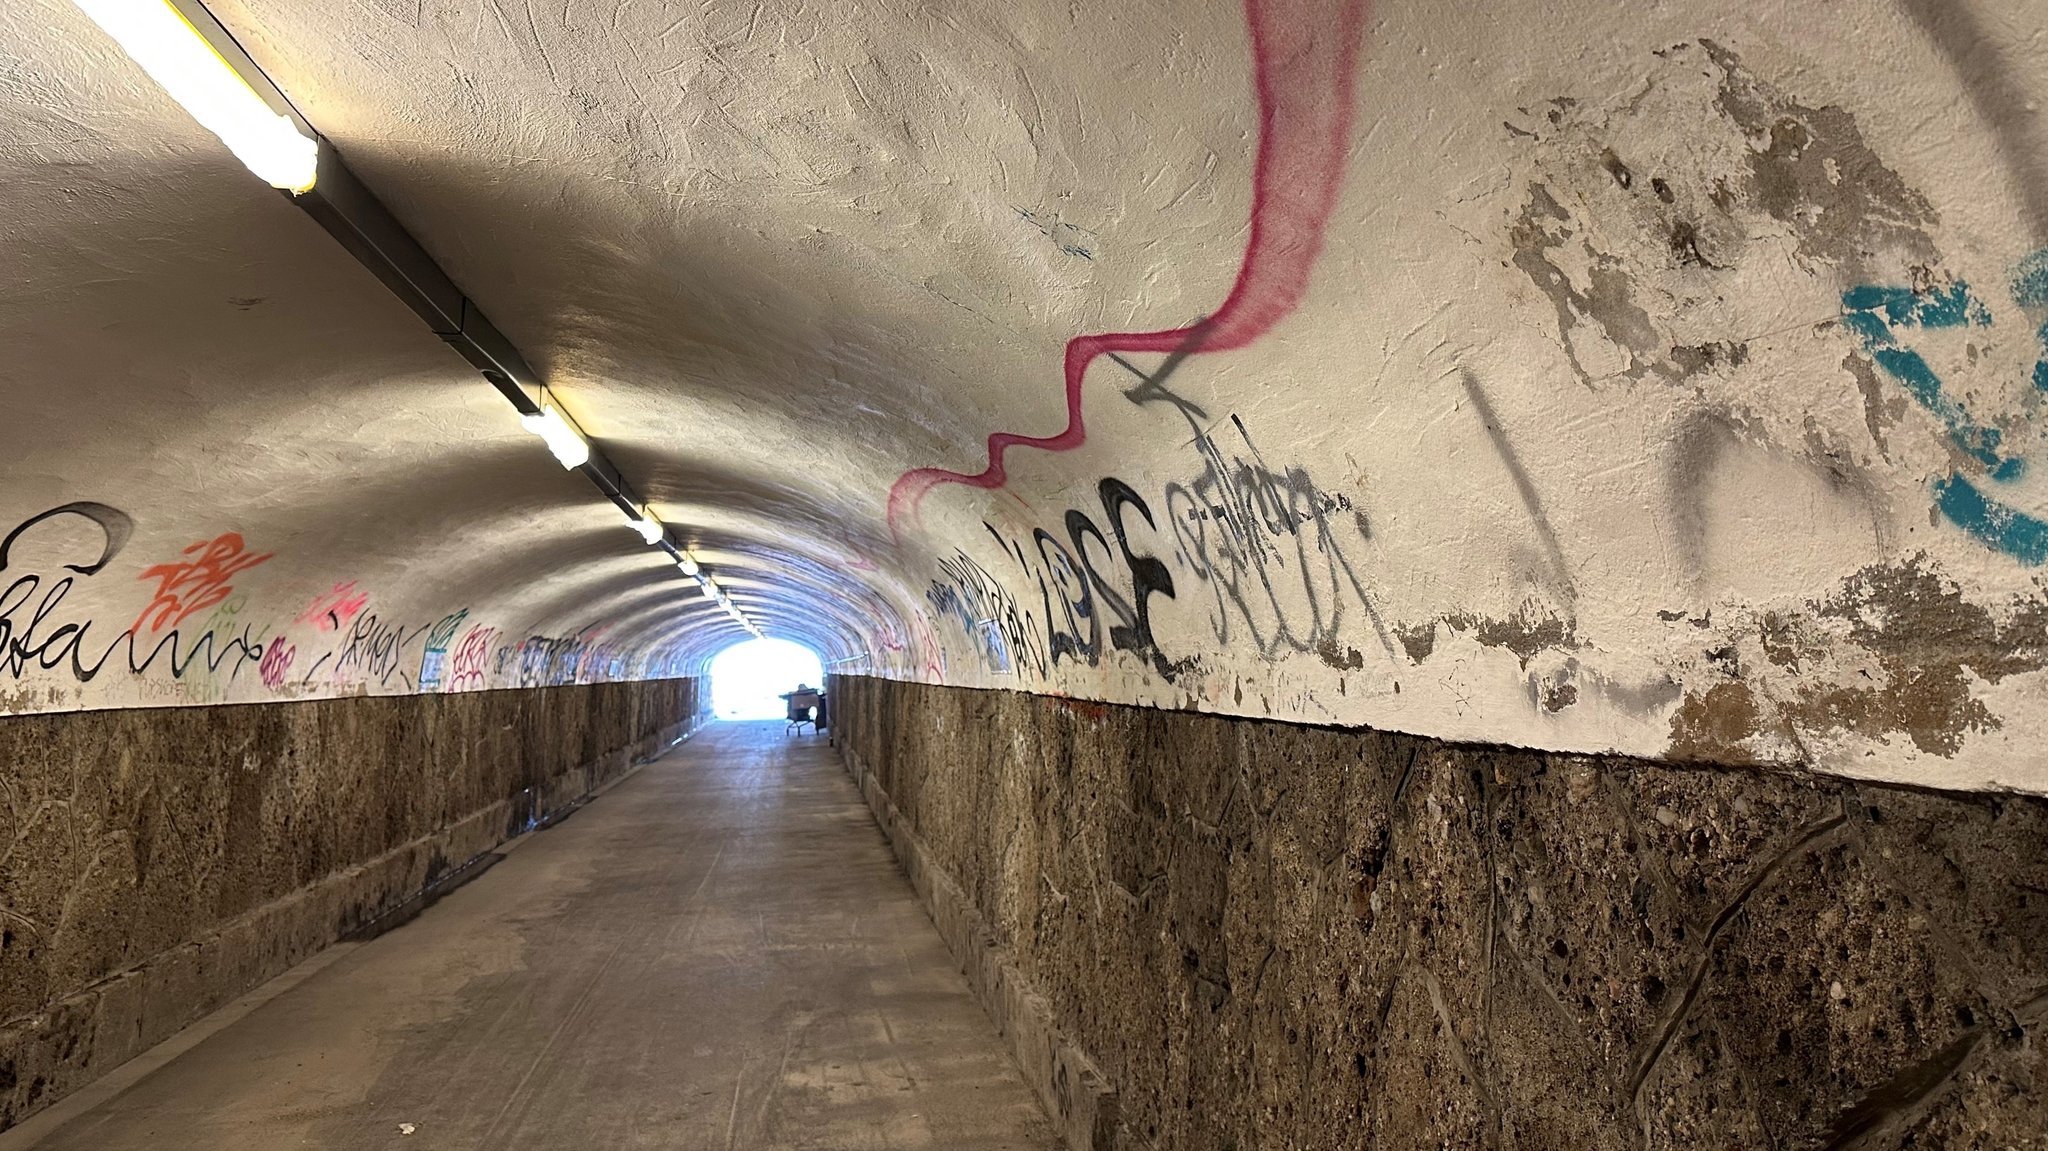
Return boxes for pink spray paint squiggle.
[887,0,1374,540]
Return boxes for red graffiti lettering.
[132,533,274,635]
[447,625,496,692]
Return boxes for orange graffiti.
[296,581,370,632]
[131,533,273,635]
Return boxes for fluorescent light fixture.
[72,0,319,192]
[676,553,700,577]
[520,402,589,468]
[629,511,663,544]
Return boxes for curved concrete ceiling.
[4,0,2048,792]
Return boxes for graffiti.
[296,580,371,632]
[976,477,1190,680]
[931,384,1387,684]
[258,638,295,690]
[335,613,415,687]
[0,502,679,705]
[186,594,261,689]
[0,502,132,574]
[0,504,134,681]
[417,609,468,691]
[131,532,273,635]
[1843,248,2048,563]
[925,552,1045,677]
[497,630,619,688]
[886,0,1375,536]
[1014,206,1097,260]
[1,506,266,688]
[446,624,496,692]
[1145,392,1391,663]
[914,611,947,680]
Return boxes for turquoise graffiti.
[1843,249,2048,564]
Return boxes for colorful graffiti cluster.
[0,500,688,712]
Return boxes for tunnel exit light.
[72,0,318,191]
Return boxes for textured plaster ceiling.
[5,0,2048,793]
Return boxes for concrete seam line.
[836,744,1118,1151]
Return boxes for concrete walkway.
[18,722,1059,1150]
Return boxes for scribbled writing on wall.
[446,624,496,692]
[977,476,1191,681]
[943,383,1393,687]
[1844,247,2048,564]
[925,552,1043,676]
[494,629,629,688]
[1156,412,1393,665]
[1,505,266,693]
[258,636,294,690]
[0,501,681,708]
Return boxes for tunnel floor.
[18,722,1059,1150]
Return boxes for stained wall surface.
[3,0,2047,792]
[833,674,2048,1150]
[0,677,704,1129]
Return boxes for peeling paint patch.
[1668,680,1774,764]
[1508,184,1667,386]
[1315,634,1364,671]
[1394,622,1436,665]
[1433,605,1576,668]
[1843,350,1906,456]
[1532,665,1578,712]
[1671,558,2048,762]
[1505,39,1942,405]
[1701,40,1937,273]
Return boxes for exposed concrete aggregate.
[0,677,704,1129]
[833,675,2048,1149]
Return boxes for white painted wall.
[4,0,2045,792]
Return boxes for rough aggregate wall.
[0,676,705,1129]
[833,674,2048,1150]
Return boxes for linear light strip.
[75,0,764,634]
[73,0,317,190]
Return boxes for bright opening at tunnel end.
[709,637,825,721]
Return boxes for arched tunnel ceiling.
[4,0,2048,792]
